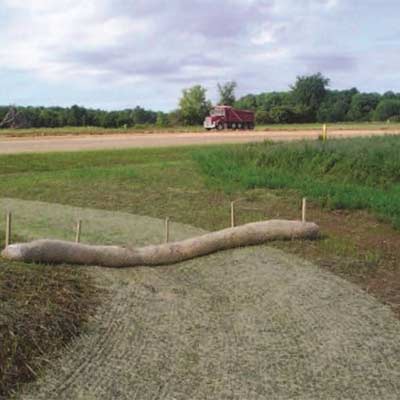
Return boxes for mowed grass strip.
[0,146,195,175]
[0,145,244,231]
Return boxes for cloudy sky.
[0,0,399,111]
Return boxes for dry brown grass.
[0,245,100,398]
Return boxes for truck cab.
[203,107,226,130]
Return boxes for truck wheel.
[237,123,242,129]
[231,123,237,130]
[217,123,224,130]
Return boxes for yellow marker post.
[322,124,328,141]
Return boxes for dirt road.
[6,199,400,400]
[1,128,400,154]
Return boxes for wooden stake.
[165,217,170,243]
[75,220,82,243]
[5,212,11,248]
[302,198,307,223]
[231,201,235,228]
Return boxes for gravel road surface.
[1,129,400,154]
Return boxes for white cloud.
[0,0,345,84]
[0,0,398,110]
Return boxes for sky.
[0,0,399,111]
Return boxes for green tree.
[317,89,357,122]
[167,110,181,126]
[291,73,329,118]
[103,111,119,128]
[255,110,272,124]
[23,107,41,127]
[382,91,397,100]
[256,92,292,111]
[0,106,10,122]
[217,81,237,106]
[347,93,381,121]
[269,106,298,124]
[39,109,59,127]
[156,112,170,127]
[179,85,211,125]
[373,99,400,121]
[67,105,87,126]
[115,110,132,127]
[234,94,257,110]
[130,106,157,125]
[131,106,148,125]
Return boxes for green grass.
[0,146,194,175]
[0,145,245,232]
[1,121,399,137]
[193,136,400,229]
[1,138,400,232]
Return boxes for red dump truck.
[204,105,255,130]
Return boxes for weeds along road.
[1,128,400,154]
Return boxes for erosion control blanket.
[2,220,318,268]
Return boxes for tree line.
[2,73,400,128]
[235,74,400,125]
[0,105,162,129]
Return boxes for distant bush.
[133,123,152,130]
[269,106,298,124]
[373,99,400,121]
[156,112,170,127]
[347,93,381,121]
[255,110,272,124]
[317,89,356,122]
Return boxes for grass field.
[194,135,400,228]
[0,121,399,137]
[2,140,400,397]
